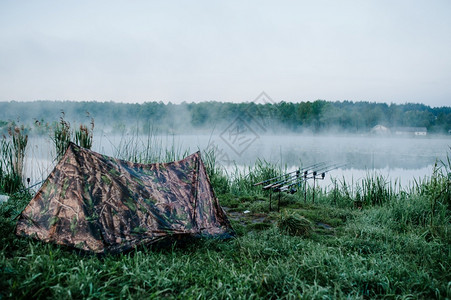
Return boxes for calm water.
[24,134,450,191]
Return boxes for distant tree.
[0,100,450,134]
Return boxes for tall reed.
[0,138,15,193]
[0,125,28,193]
[75,125,93,149]
[9,125,28,182]
[51,114,72,161]
[111,126,190,164]
[74,115,94,149]
[360,172,393,206]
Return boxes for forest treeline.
[1,100,450,134]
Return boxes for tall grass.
[228,159,282,197]
[111,128,190,164]
[51,114,71,161]
[74,114,94,149]
[0,138,22,193]
[10,125,28,181]
[202,146,229,195]
[75,122,94,150]
[0,125,28,193]
[360,172,393,206]
[324,173,401,209]
[328,177,354,207]
[52,113,98,160]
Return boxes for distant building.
[393,127,427,136]
[371,125,390,135]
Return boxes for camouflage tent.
[16,143,234,254]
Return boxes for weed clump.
[278,211,312,237]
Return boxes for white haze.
[23,133,450,191]
[1,1,451,106]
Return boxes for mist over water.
[23,132,450,191]
[164,133,449,189]
[3,100,451,191]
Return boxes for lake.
[24,133,450,191]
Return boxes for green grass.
[2,171,450,299]
[75,124,93,149]
[52,112,96,160]
[51,115,72,161]
[1,137,450,298]
[0,125,27,194]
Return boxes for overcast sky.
[0,1,450,106]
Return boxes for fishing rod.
[301,161,328,173]
[305,163,347,179]
[301,162,341,178]
[254,161,327,187]
[321,163,347,174]
[279,175,310,192]
[253,169,300,186]
[279,164,333,193]
[310,162,346,203]
[299,161,331,176]
[262,169,306,190]
[262,161,328,190]
[256,161,341,212]
[264,171,303,190]
[309,162,338,174]
[279,163,346,192]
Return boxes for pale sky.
[0,0,450,106]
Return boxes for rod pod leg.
[269,191,272,212]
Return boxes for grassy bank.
[1,142,450,298]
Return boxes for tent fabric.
[16,143,234,254]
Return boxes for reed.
[0,138,21,193]
[0,125,28,193]
[51,114,72,161]
[10,125,28,181]
[360,172,393,206]
[74,117,94,149]
[112,128,190,164]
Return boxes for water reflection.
[23,134,449,190]
[209,135,450,170]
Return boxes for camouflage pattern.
[16,143,234,254]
